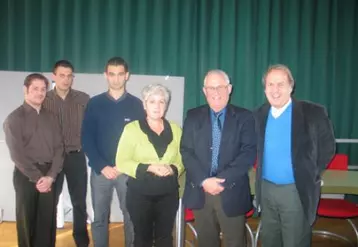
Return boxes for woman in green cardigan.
[116,84,184,247]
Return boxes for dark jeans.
[13,167,56,247]
[126,187,179,247]
[55,151,89,247]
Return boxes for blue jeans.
[90,170,134,247]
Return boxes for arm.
[81,100,108,174]
[115,124,141,178]
[316,107,336,174]
[216,113,257,186]
[46,114,64,180]
[3,115,43,182]
[180,112,208,186]
[171,124,185,177]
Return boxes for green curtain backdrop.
[0,0,357,163]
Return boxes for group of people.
[3,56,336,247]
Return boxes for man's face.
[203,73,232,112]
[52,66,74,92]
[264,69,293,108]
[104,65,129,91]
[24,79,47,107]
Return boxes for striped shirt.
[43,88,90,153]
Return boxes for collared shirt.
[3,102,64,182]
[209,107,226,176]
[271,98,292,118]
[106,90,127,102]
[210,107,226,129]
[43,88,89,153]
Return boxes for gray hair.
[204,69,230,86]
[141,83,171,105]
[262,64,295,88]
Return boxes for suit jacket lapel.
[200,106,212,166]
[220,105,235,150]
[258,104,270,160]
[291,99,305,162]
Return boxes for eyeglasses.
[204,85,228,93]
[57,74,75,79]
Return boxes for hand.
[163,165,174,176]
[202,177,225,195]
[36,176,54,193]
[101,166,119,180]
[147,165,173,177]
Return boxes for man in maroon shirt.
[3,73,64,247]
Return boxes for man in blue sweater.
[81,57,145,247]
[254,64,335,247]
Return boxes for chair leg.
[245,222,255,247]
[312,217,358,247]
[312,230,355,246]
[185,222,197,247]
[184,239,195,247]
[254,220,261,247]
[187,222,198,239]
[255,218,358,247]
[347,219,358,246]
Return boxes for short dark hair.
[53,60,74,73]
[105,57,129,72]
[24,73,49,89]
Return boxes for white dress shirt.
[271,98,292,118]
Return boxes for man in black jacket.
[254,64,336,247]
[181,70,256,247]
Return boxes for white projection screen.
[0,70,185,222]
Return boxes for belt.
[67,149,81,154]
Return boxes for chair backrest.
[185,208,195,222]
[326,154,348,170]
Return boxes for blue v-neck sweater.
[262,103,295,184]
[81,92,145,174]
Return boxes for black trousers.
[13,167,56,247]
[55,151,89,247]
[126,187,179,247]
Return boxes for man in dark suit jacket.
[181,70,256,247]
[254,64,336,247]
